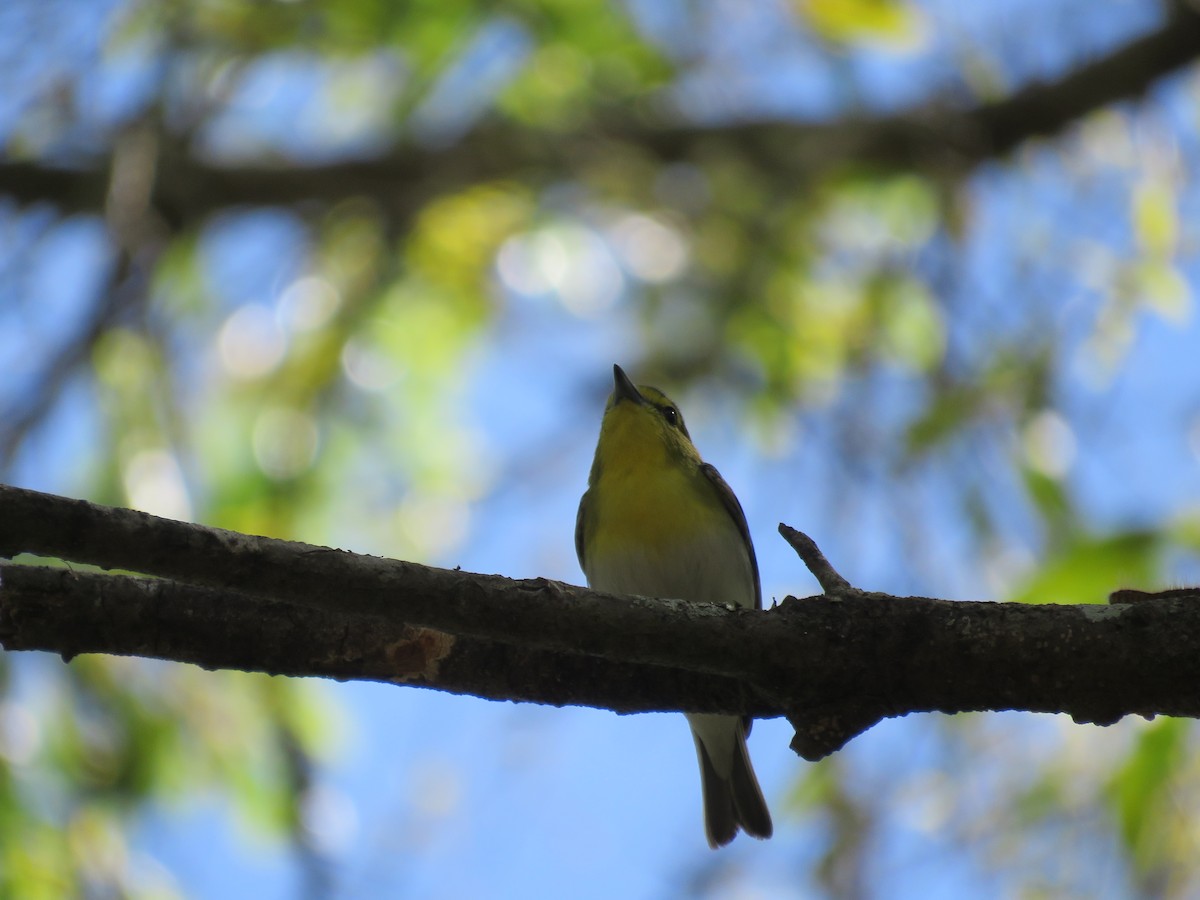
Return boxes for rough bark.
[3,483,1200,761]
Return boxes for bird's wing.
[699,463,762,610]
[575,490,590,573]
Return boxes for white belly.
[584,520,756,611]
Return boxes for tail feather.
[729,727,772,840]
[690,717,772,848]
[693,731,738,849]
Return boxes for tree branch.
[0,485,779,679]
[3,483,1200,761]
[0,563,762,716]
[3,3,1199,223]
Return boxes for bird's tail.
[688,714,773,848]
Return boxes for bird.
[575,364,772,848]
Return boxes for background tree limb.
[4,1,1200,226]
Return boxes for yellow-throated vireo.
[576,364,772,848]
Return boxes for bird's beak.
[612,364,645,406]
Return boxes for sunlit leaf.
[1105,718,1191,880]
[1009,531,1161,605]
[1131,261,1191,324]
[1021,467,1072,534]
[798,0,925,46]
[1132,181,1177,259]
[875,273,945,371]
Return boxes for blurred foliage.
[1106,718,1193,894]
[798,0,926,46]
[3,0,1200,896]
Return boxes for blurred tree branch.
[3,484,1200,762]
[3,2,1200,225]
[0,270,131,469]
[0,125,172,472]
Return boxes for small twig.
[776,525,890,757]
[778,524,852,595]
[1110,587,1200,604]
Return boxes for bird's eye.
[662,406,679,426]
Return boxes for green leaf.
[1105,718,1191,877]
[1008,531,1161,605]
[798,0,926,46]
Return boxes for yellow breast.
[592,462,712,550]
